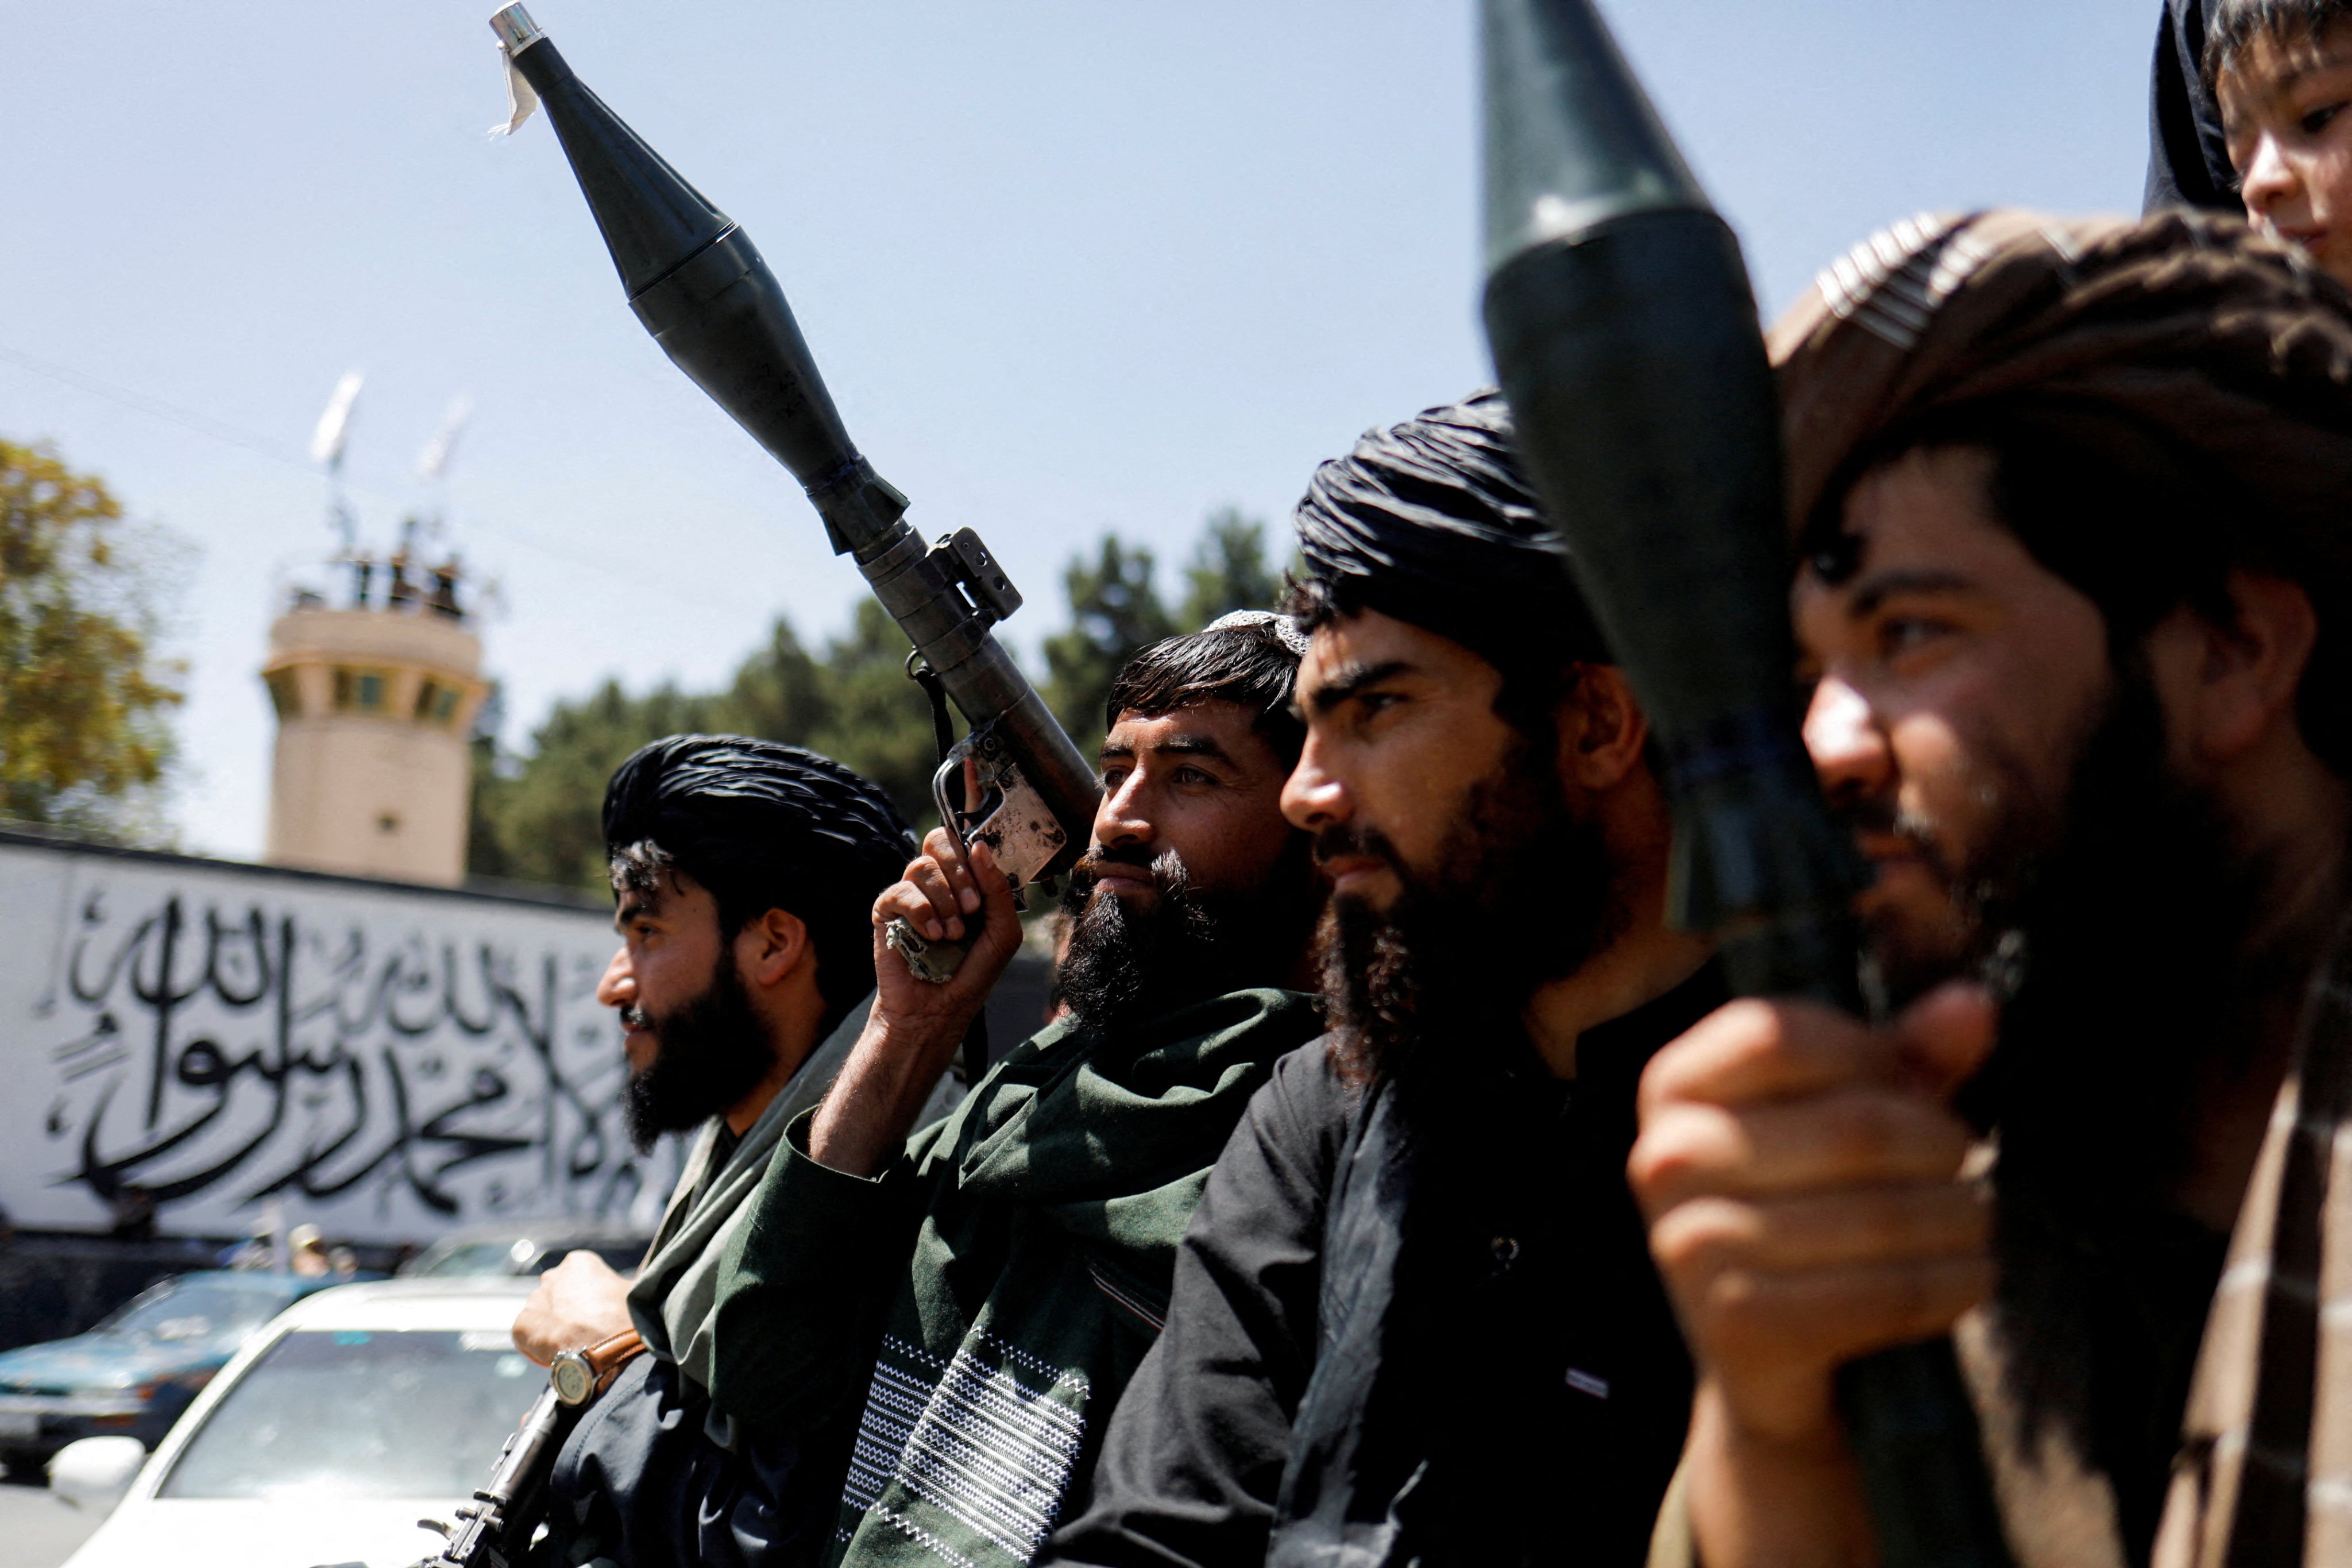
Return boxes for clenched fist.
[512,1249,638,1366]
[806,828,1022,1179]
[1628,983,1997,1568]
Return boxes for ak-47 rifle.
[413,1330,643,1568]
[487,5,1099,980]
[1475,3,2011,1567]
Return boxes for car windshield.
[92,1280,284,1345]
[158,1328,540,1499]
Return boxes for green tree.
[1041,536,1175,746]
[716,617,831,744]
[469,507,1284,893]
[0,440,184,842]
[1179,507,1281,628]
[465,682,517,883]
[472,678,730,892]
[469,607,945,893]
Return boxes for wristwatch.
[549,1327,645,1407]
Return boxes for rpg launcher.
[488,5,1098,980]
[1476,3,2010,1566]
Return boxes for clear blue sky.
[0,1,2156,859]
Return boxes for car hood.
[0,1334,228,1393]
[67,1494,463,1568]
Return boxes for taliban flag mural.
[0,829,671,1244]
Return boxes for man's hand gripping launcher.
[489,6,1099,981]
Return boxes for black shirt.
[1044,967,1724,1568]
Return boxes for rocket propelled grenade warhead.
[1476,4,2009,1566]
[1479,0,1857,990]
[489,5,1099,968]
[1479,0,1705,273]
[489,5,891,554]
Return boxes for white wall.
[0,833,671,1245]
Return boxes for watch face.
[551,1353,594,1405]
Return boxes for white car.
[57,1277,542,1568]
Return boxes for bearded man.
[510,735,914,1568]
[1632,210,2352,1568]
[706,619,1326,1568]
[1040,392,1718,1568]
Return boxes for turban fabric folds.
[603,735,913,888]
[1773,205,2352,776]
[1292,388,1612,671]
[603,735,914,1021]
[1771,208,2352,566]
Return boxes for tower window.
[264,669,301,719]
[414,679,460,728]
[332,667,390,713]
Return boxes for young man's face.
[596,866,774,1148]
[1282,608,1519,913]
[2219,18,2352,290]
[1080,697,1299,906]
[1791,445,2114,995]
[1285,607,1627,1089]
[598,869,727,1075]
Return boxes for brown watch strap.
[580,1327,646,1396]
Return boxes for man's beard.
[1318,727,1623,1140]
[1052,835,1318,1035]
[1320,727,1624,1397]
[1844,740,2070,1015]
[1868,664,2270,1457]
[621,947,777,1154]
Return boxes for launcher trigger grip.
[885,729,1068,985]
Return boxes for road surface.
[0,1474,104,1568]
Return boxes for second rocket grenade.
[1477,2,2011,1566]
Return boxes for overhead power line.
[0,340,773,617]
[0,342,316,473]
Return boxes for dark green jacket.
[710,987,1323,1568]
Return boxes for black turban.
[603,735,914,1025]
[1292,388,1611,670]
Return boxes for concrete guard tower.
[262,557,488,886]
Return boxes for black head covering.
[603,735,914,1024]
[1292,388,1610,669]
[2146,0,2237,214]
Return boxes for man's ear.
[735,906,812,992]
[1555,663,1651,792]
[2157,569,2318,764]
